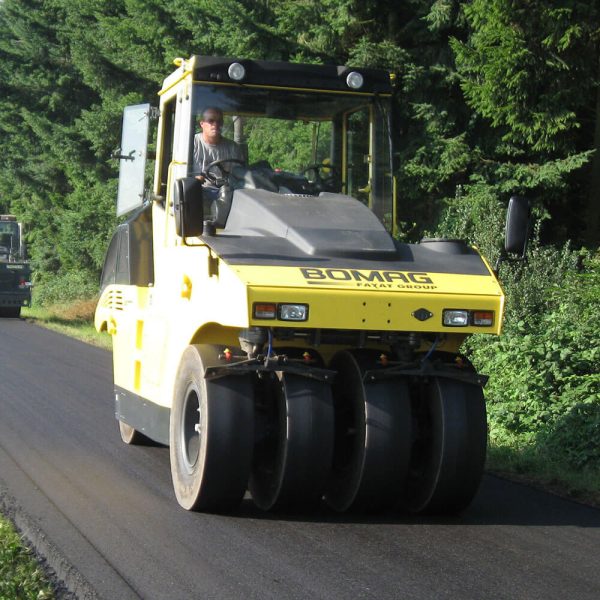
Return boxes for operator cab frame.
[149,55,397,233]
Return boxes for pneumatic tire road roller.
[96,55,529,515]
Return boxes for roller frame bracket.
[204,358,336,384]
[363,362,488,388]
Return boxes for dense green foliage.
[470,252,599,464]
[0,1,598,479]
[450,0,600,246]
[433,184,599,474]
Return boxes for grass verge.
[0,516,54,599]
[486,443,600,508]
[22,299,111,350]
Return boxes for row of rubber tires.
[162,344,488,514]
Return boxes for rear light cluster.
[254,303,492,327]
[443,309,494,327]
[253,302,309,322]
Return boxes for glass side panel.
[100,228,120,291]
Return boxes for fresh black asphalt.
[0,319,599,599]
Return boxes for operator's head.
[200,107,224,144]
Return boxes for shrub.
[468,252,600,467]
[33,269,99,307]
[537,402,600,470]
[433,183,506,263]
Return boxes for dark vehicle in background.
[0,215,31,317]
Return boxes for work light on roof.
[228,62,246,81]
[346,71,364,90]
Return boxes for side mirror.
[116,104,151,217]
[504,195,530,257]
[174,177,204,237]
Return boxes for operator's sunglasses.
[203,118,223,125]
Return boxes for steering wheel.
[302,162,341,191]
[203,158,246,186]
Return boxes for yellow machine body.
[97,246,503,400]
[95,56,513,514]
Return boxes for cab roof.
[189,55,394,95]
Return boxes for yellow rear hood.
[230,264,502,296]
[229,264,504,335]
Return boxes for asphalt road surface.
[1,318,599,600]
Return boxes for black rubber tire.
[118,420,153,445]
[0,306,21,318]
[324,350,412,512]
[404,377,487,514]
[249,373,334,511]
[170,344,254,512]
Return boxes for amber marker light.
[253,303,277,319]
[473,311,494,326]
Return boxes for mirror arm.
[493,251,527,278]
[112,148,136,161]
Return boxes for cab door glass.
[344,108,370,205]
